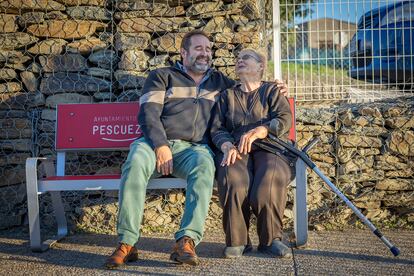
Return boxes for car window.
[380,2,414,26]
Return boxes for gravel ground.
[0,229,413,275]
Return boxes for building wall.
[304,18,357,50]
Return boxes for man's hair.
[180,30,211,51]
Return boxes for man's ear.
[180,48,186,60]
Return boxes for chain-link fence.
[279,0,414,102]
[0,0,413,238]
[0,0,269,235]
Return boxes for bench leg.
[43,161,68,249]
[26,158,69,252]
[50,191,68,239]
[26,158,45,252]
[293,158,308,247]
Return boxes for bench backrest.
[54,98,296,175]
[56,102,142,151]
[56,98,296,151]
[288,97,296,142]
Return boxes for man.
[105,30,288,268]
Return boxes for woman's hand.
[220,142,242,166]
[238,126,268,154]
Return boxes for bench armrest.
[26,158,56,186]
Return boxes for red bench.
[25,99,308,252]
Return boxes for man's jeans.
[117,137,215,246]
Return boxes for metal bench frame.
[25,101,308,252]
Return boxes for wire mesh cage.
[0,0,413,237]
[0,0,271,235]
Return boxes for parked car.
[348,1,414,88]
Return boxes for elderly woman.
[210,49,294,258]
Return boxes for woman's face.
[235,51,263,80]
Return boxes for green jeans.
[117,137,215,246]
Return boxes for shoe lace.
[113,243,129,256]
[181,237,195,252]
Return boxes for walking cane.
[255,134,401,257]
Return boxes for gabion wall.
[0,1,412,234]
[0,0,266,231]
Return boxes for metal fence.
[275,0,414,231]
[278,0,414,102]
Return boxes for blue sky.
[295,0,400,24]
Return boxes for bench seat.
[38,175,187,193]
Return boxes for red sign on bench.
[56,102,142,150]
[56,98,296,151]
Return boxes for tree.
[279,0,316,29]
[265,0,316,59]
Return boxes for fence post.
[272,0,282,80]
[274,0,308,246]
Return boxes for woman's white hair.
[238,48,267,79]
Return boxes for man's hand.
[220,141,241,166]
[238,126,268,154]
[155,145,173,175]
[275,79,288,96]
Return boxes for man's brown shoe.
[170,236,199,266]
[105,243,139,269]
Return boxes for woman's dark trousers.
[215,149,292,247]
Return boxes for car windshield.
[357,9,381,29]
[380,1,414,26]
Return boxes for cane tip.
[390,246,400,257]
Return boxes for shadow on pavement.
[0,240,111,271]
[52,233,226,258]
[294,249,414,265]
[0,233,228,271]
[3,252,178,275]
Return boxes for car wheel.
[397,78,413,90]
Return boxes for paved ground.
[0,229,413,275]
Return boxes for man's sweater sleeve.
[210,91,235,150]
[223,75,236,89]
[138,70,168,149]
[264,86,292,137]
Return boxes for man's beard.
[188,55,211,73]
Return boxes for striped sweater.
[138,62,235,149]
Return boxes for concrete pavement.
[0,229,413,275]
